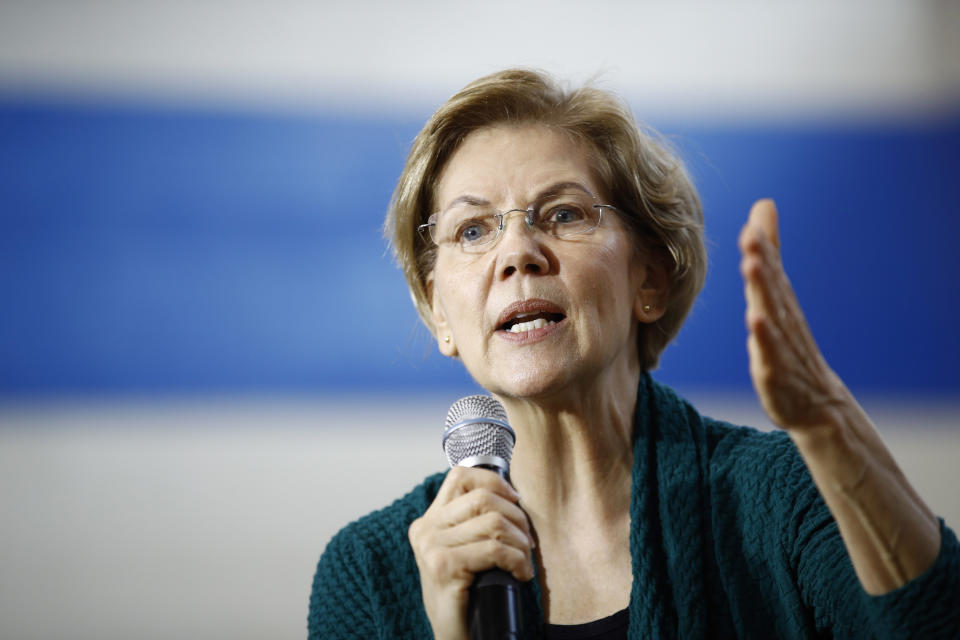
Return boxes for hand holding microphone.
[408,396,532,640]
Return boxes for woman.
[309,69,958,639]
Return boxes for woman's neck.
[495,358,640,528]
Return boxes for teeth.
[509,317,556,333]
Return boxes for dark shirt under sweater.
[544,608,629,639]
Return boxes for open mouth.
[499,311,566,334]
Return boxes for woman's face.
[428,124,664,400]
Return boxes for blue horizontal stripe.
[1,98,958,394]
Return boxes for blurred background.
[1,1,958,638]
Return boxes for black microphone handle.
[469,568,522,640]
[467,463,523,640]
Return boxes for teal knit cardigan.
[309,375,960,638]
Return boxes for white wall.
[1,397,958,639]
[1,0,958,119]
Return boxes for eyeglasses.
[418,190,617,253]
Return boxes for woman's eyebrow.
[442,194,490,211]
[441,181,592,212]
[536,181,593,198]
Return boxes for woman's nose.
[494,211,550,279]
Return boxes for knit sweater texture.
[309,375,960,638]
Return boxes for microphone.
[443,395,523,640]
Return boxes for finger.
[740,217,803,334]
[745,278,805,400]
[740,199,813,354]
[747,198,780,250]
[746,330,772,399]
[741,238,784,344]
[439,489,533,543]
[744,230,823,363]
[742,238,791,329]
[747,306,789,374]
[747,314,809,425]
[740,209,782,323]
[433,509,534,554]
[741,250,767,324]
[445,538,536,582]
[745,275,816,390]
[738,201,775,256]
[747,329,790,428]
[434,465,520,507]
[739,199,784,325]
[412,519,535,584]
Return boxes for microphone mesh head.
[443,395,515,468]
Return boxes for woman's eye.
[547,204,586,224]
[457,220,492,244]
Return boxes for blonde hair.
[385,68,706,370]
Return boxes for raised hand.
[738,198,940,594]
[738,198,846,431]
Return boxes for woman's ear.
[633,251,669,324]
[427,275,458,357]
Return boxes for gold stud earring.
[643,304,652,313]
[444,336,450,343]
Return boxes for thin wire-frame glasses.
[418,190,618,253]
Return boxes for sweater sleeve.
[779,441,960,638]
[307,472,446,640]
[708,421,959,638]
[308,526,378,640]
[860,520,960,638]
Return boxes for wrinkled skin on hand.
[408,466,535,640]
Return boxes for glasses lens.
[533,192,601,237]
[429,192,602,250]
[434,205,499,248]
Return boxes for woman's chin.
[475,365,579,402]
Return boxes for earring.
[444,336,450,343]
[643,304,652,313]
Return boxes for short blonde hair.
[385,68,706,370]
